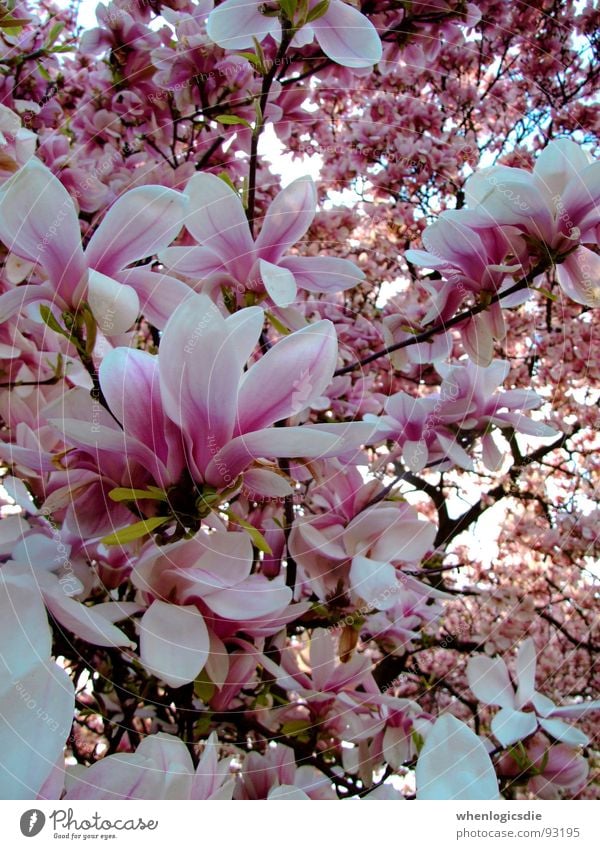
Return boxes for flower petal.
[259,258,297,306]
[139,601,209,688]
[279,255,365,293]
[184,172,255,279]
[0,159,86,302]
[491,707,537,746]
[87,269,139,335]
[255,176,316,262]
[207,0,273,50]
[466,654,516,709]
[236,319,337,432]
[85,186,187,276]
[416,715,499,800]
[315,0,382,68]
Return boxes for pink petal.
[259,258,297,306]
[556,247,600,307]
[515,637,537,709]
[310,629,336,691]
[114,266,192,329]
[491,707,538,746]
[86,269,139,335]
[184,172,255,279]
[278,255,365,293]
[0,159,87,303]
[158,245,223,278]
[236,319,337,432]
[204,427,343,486]
[0,660,74,799]
[416,715,499,800]
[159,294,240,476]
[314,0,382,68]
[466,655,516,709]
[205,574,291,620]
[207,0,273,50]
[85,185,187,276]
[255,176,316,262]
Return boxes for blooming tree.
[0,0,598,801]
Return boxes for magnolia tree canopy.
[0,0,598,802]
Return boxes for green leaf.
[215,114,252,128]
[40,305,70,340]
[100,516,169,545]
[217,172,237,193]
[281,719,312,739]
[534,286,557,301]
[265,311,291,336]
[194,670,216,703]
[36,61,51,81]
[306,0,330,23]
[236,51,263,70]
[222,509,272,554]
[108,487,168,503]
[46,21,64,48]
[279,0,297,22]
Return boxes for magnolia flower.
[463,138,600,307]
[160,173,364,307]
[368,360,557,473]
[207,0,382,69]
[0,566,74,799]
[132,528,293,686]
[0,159,189,334]
[8,533,138,649]
[91,294,372,493]
[467,638,600,747]
[416,714,500,800]
[234,744,335,799]
[65,731,234,800]
[289,502,439,604]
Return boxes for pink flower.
[131,528,292,686]
[207,0,382,69]
[289,502,438,605]
[467,638,600,747]
[0,159,189,334]
[160,172,365,306]
[463,139,600,307]
[65,731,234,800]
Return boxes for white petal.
[139,601,209,688]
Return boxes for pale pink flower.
[0,158,189,334]
[467,638,600,747]
[207,0,382,69]
[160,173,365,306]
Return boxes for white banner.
[0,800,598,848]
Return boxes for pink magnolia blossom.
[160,173,365,306]
[368,359,556,473]
[65,731,234,800]
[0,159,189,334]
[131,527,294,686]
[463,138,600,307]
[467,638,600,747]
[207,1,382,69]
[289,502,438,605]
[233,743,335,800]
[87,294,373,497]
